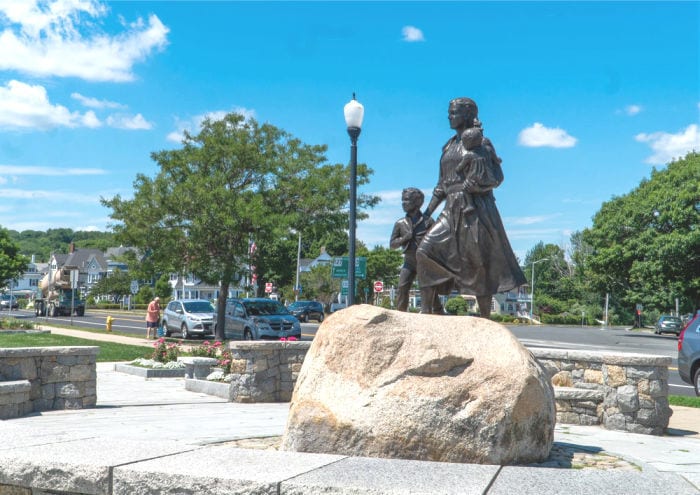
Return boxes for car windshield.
[244,301,290,316]
[183,301,214,313]
[662,316,681,323]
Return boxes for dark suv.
[217,298,301,340]
[678,311,700,396]
[288,300,325,323]
[655,315,682,335]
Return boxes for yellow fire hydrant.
[106,315,114,332]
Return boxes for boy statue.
[390,187,439,312]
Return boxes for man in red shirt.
[145,297,161,339]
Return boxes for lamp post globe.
[344,93,364,306]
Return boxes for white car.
[162,299,215,339]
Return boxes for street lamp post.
[529,258,549,321]
[295,231,301,302]
[344,93,364,306]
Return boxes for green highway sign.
[331,257,367,279]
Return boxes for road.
[3,308,695,397]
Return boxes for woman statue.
[416,97,526,316]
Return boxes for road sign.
[331,257,367,279]
[340,279,349,296]
[130,280,139,295]
[373,280,384,293]
[265,282,273,293]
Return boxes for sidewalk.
[2,326,695,494]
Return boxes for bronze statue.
[416,97,526,316]
[390,187,439,312]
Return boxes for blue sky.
[0,1,698,261]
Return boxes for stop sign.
[373,281,384,293]
[265,282,273,293]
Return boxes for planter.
[114,363,186,378]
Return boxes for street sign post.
[373,280,384,293]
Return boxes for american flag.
[249,240,257,256]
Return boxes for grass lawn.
[0,332,150,362]
[669,395,700,408]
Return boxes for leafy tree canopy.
[0,227,29,288]
[582,152,700,313]
[102,112,378,339]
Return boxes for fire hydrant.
[106,315,114,332]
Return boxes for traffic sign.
[373,281,384,293]
[340,279,349,296]
[130,280,139,295]
[331,257,367,279]
[265,282,273,293]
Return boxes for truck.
[34,266,85,317]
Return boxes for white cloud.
[635,124,700,165]
[518,122,577,148]
[506,214,561,226]
[0,1,169,82]
[0,187,102,203]
[106,113,152,130]
[167,108,256,142]
[625,104,642,116]
[71,92,125,109]
[0,165,106,176]
[0,79,97,130]
[401,25,425,42]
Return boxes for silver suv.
[162,299,215,340]
[218,298,301,340]
[678,310,700,396]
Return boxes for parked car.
[654,315,683,335]
[162,299,215,339]
[217,298,301,340]
[0,294,19,310]
[678,311,700,396]
[288,300,325,323]
[329,303,346,313]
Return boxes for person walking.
[145,296,161,339]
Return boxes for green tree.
[582,152,700,316]
[103,112,377,340]
[89,269,132,301]
[0,227,28,288]
[358,245,403,303]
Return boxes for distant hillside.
[6,228,116,263]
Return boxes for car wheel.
[48,304,56,317]
[181,323,190,340]
[318,313,324,323]
[163,322,171,337]
[654,327,659,334]
[694,367,700,397]
[244,329,253,340]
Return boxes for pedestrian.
[146,296,161,340]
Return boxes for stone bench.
[0,380,32,419]
[553,386,605,426]
[532,348,672,435]
[177,357,219,379]
[0,346,98,415]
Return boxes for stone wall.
[225,342,672,435]
[228,341,309,402]
[531,348,672,435]
[0,346,99,419]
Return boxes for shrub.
[151,338,182,363]
[0,317,34,330]
[445,297,469,315]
